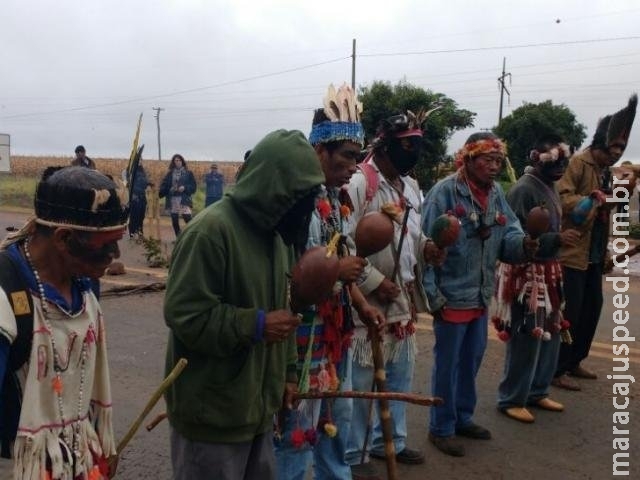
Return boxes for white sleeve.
[0,287,18,344]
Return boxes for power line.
[360,35,640,57]
[0,56,349,120]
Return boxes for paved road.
[1,209,639,479]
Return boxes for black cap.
[75,145,86,154]
[35,166,128,231]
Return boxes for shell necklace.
[23,237,88,464]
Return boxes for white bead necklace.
[23,237,88,465]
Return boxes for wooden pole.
[294,390,443,406]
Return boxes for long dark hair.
[169,154,187,171]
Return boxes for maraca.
[430,212,461,248]
[354,211,395,257]
[526,204,551,239]
[290,237,340,310]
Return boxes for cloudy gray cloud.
[1,0,639,163]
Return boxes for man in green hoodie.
[164,129,325,480]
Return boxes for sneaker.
[501,407,535,423]
[534,398,564,412]
[428,433,465,457]
[350,462,382,480]
[569,364,597,379]
[370,447,425,465]
[551,374,581,391]
[455,423,491,440]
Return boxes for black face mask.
[387,136,422,176]
[276,188,319,250]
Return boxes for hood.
[228,129,325,231]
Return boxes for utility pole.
[153,107,164,161]
[497,57,511,125]
[351,38,356,90]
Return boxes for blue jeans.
[498,304,561,409]
[430,315,487,437]
[275,350,353,480]
[345,337,415,465]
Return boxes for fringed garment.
[489,260,566,339]
[6,293,115,480]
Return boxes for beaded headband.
[309,83,364,147]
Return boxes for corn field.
[8,155,241,187]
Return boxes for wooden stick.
[294,390,443,407]
[145,412,168,432]
[369,329,398,480]
[116,358,188,454]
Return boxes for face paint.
[387,136,422,175]
[66,229,124,264]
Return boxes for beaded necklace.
[23,237,89,465]
[318,190,343,245]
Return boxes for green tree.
[358,80,475,190]
[493,100,587,177]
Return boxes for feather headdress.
[592,93,637,150]
[322,83,363,122]
[309,83,365,146]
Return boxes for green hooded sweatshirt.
[164,130,325,443]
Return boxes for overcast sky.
[1,0,639,163]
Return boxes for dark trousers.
[171,428,275,480]
[171,213,192,236]
[555,264,603,376]
[129,198,147,236]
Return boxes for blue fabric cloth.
[309,121,364,147]
[429,314,487,437]
[345,339,415,465]
[204,172,225,204]
[130,167,150,197]
[421,173,527,312]
[6,244,90,313]
[498,305,561,409]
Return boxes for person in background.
[0,166,123,479]
[204,164,225,207]
[127,158,153,239]
[159,154,197,237]
[70,145,96,169]
[164,129,324,480]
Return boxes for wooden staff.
[368,328,397,479]
[360,203,412,480]
[294,390,443,407]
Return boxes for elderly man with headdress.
[0,166,124,479]
[344,110,443,477]
[274,83,384,480]
[490,134,581,423]
[552,94,637,391]
[422,132,537,457]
